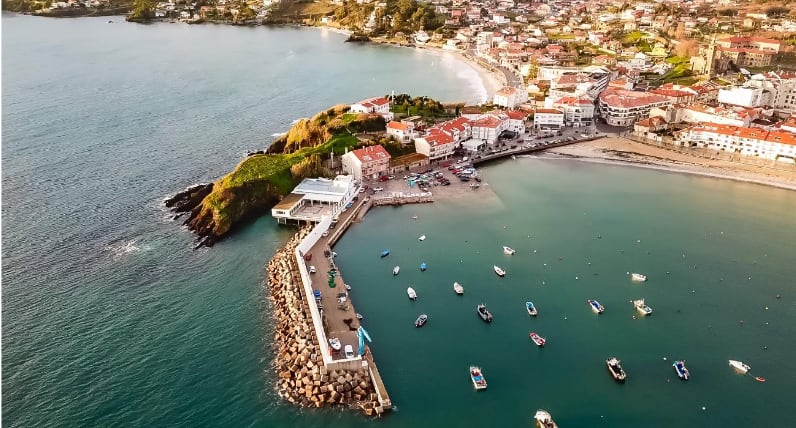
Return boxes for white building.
[414,132,456,161]
[533,108,565,131]
[385,121,417,142]
[429,117,472,143]
[341,145,391,181]
[717,87,770,108]
[598,88,670,127]
[493,86,519,109]
[470,114,508,144]
[675,123,796,162]
[349,96,394,121]
[551,96,595,127]
[271,175,359,223]
[675,104,757,128]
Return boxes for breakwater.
[266,227,382,414]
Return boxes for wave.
[271,132,287,137]
[107,239,150,258]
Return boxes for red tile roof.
[535,108,564,114]
[387,121,408,131]
[687,123,796,147]
[351,145,391,163]
[424,131,455,147]
[471,115,504,128]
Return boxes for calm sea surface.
[3,14,796,428]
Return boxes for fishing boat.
[755,376,766,382]
[344,283,351,291]
[419,235,426,241]
[477,304,493,323]
[356,313,363,320]
[407,287,417,300]
[631,272,647,282]
[453,282,464,295]
[534,409,558,428]
[380,249,390,258]
[673,360,690,380]
[470,366,487,390]
[529,332,546,347]
[632,298,653,316]
[526,301,538,316]
[392,266,400,275]
[503,246,516,255]
[411,215,418,220]
[328,337,342,351]
[415,314,428,328]
[729,360,751,374]
[606,357,627,382]
[420,262,427,271]
[588,299,605,314]
[494,265,506,277]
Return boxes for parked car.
[373,187,384,192]
[309,266,317,274]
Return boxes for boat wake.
[107,239,150,259]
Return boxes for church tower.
[705,35,717,78]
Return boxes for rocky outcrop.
[267,229,381,415]
[345,33,371,43]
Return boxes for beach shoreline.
[545,137,796,192]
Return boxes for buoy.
[575,276,579,280]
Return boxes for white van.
[344,345,355,359]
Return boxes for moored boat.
[631,272,647,282]
[673,360,690,380]
[534,409,558,428]
[328,337,342,351]
[729,360,750,374]
[588,299,605,314]
[393,266,400,275]
[418,235,426,241]
[420,262,427,271]
[415,314,428,327]
[477,304,493,323]
[407,287,417,300]
[633,298,653,316]
[503,246,516,255]
[529,332,546,347]
[453,282,464,295]
[380,249,390,258]
[526,301,538,316]
[470,365,487,390]
[606,357,627,382]
[494,265,506,277]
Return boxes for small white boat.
[588,299,605,314]
[631,273,647,282]
[729,360,751,374]
[526,301,538,316]
[407,287,417,300]
[607,357,627,382]
[470,366,487,390]
[411,215,418,220]
[418,235,426,241]
[673,360,690,380]
[415,314,428,328]
[534,409,558,428]
[344,283,351,291]
[494,265,506,277]
[529,332,546,347]
[633,298,653,316]
[393,266,400,276]
[453,282,464,295]
[503,246,516,255]
[328,338,342,351]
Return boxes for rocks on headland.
[345,33,371,43]
[267,228,381,415]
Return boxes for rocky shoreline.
[267,227,382,415]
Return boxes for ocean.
[2,13,795,428]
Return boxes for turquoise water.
[3,13,796,428]
[334,159,796,427]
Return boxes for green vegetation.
[2,0,48,12]
[128,0,154,21]
[665,56,690,65]
[389,94,447,119]
[334,0,441,35]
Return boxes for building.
[717,86,770,108]
[494,86,519,109]
[675,104,757,128]
[551,96,594,127]
[470,114,508,144]
[385,121,417,143]
[430,116,472,143]
[501,110,527,134]
[388,153,430,174]
[674,123,796,162]
[598,88,670,127]
[533,108,565,131]
[340,145,391,181]
[349,96,394,121]
[714,36,781,69]
[414,131,456,161]
[271,175,359,223]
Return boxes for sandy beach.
[546,137,796,191]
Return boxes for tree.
[128,0,155,20]
[765,6,789,18]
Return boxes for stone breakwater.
[267,227,381,415]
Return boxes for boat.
[420,262,427,271]
[414,30,431,45]
[503,246,516,255]
[453,282,464,295]
[633,298,653,316]
[529,332,546,347]
[355,313,363,320]
[380,249,390,258]
[411,215,418,220]
[534,409,558,428]
[526,301,538,316]
[673,360,690,380]
[477,304,493,323]
[419,235,426,241]
[494,265,506,277]
[407,287,417,300]
[415,314,428,327]
[606,357,627,382]
[328,338,342,351]
[470,366,487,390]
[588,299,605,314]
[729,360,751,374]
[631,273,647,282]
[393,266,400,275]
[755,376,766,382]
[344,283,351,291]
